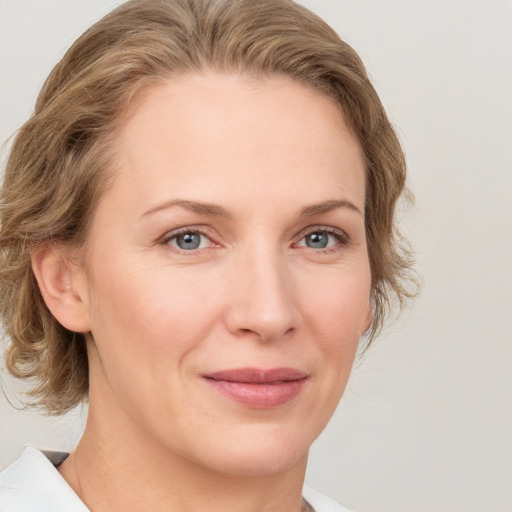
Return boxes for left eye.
[298,231,341,249]
[167,231,211,251]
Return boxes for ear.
[31,243,91,333]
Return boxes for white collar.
[0,445,89,512]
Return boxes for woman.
[0,0,414,511]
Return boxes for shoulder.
[0,446,89,512]
[303,486,354,512]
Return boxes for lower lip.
[205,378,307,408]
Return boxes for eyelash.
[160,226,218,255]
[159,225,349,254]
[295,226,349,253]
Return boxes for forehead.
[106,72,365,214]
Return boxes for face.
[79,72,371,476]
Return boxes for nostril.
[236,325,295,343]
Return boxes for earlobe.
[31,243,91,333]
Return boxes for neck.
[59,387,308,512]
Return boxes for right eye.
[164,230,213,251]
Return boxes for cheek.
[296,262,371,402]
[86,261,222,367]
[292,272,370,441]
[298,263,371,341]
[84,263,225,422]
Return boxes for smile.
[203,368,308,408]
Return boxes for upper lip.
[204,367,308,384]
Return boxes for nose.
[224,249,299,342]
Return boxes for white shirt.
[0,446,352,512]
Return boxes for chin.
[187,425,311,477]
[209,449,308,477]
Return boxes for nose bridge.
[226,240,297,341]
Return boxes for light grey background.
[1,1,511,511]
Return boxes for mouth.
[203,367,308,408]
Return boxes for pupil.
[177,232,200,250]
[307,232,328,248]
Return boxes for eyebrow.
[140,198,362,219]
[300,199,363,217]
[141,199,230,219]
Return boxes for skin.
[33,72,372,512]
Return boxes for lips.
[203,368,308,408]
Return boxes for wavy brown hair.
[0,0,416,414]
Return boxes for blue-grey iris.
[176,232,201,250]
[306,232,328,249]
